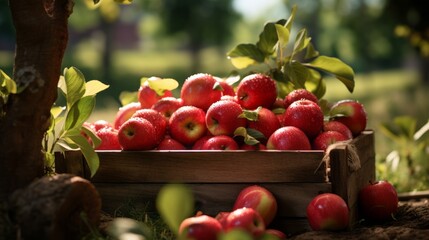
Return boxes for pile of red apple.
[86,73,367,151]
[175,181,399,239]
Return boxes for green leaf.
[156,183,194,235]
[293,29,311,56]
[329,102,354,118]
[275,24,290,49]
[414,120,429,141]
[239,107,262,121]
[285,5,297,32]
[57,138,80,151]
[393,116,416,139]
[0,69,17,94]
[147,77,179,96]
[256,22,280,55]
[305,42,320,60]
[64,96,96,131]
[227,44,265,69]
[51,106,66,119]
[119,91,138,106]
[63,67,86,108]
[67,134,99,177]
[107,218,152,240]
[233,127,261,145]
[304,56,355,93]
[285,61,310,89]
[114,0,132,4]
[84,80,109,97]
[81,125,102,148]
[304,70,325,99]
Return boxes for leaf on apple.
[329,103,354,119]
[156,183,194,235]
[213,81,224,91]
[144,77,179,96]
[234,127,264,146]
[227,44,265,69]
[239,107,262,122]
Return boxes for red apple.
[225,207,265,237]
[236,74,277,110]
[92,119,113,132]
[323,120,353,140]
[240,143,267,150]
[151,97,184,121]
[215,77,236,96]
[117,118,157,150]
[138,76,173,109]
[267,126,311,150]
[201,135,239,150]
[131,109,167,144]
[191,135,212,150]
[306,193,349,231]
[358,180,398,222]
[95,127,121,150]
[330,100,367,136]
[178,214,223,240]
[157,136,187,150]
[206,100,247,136]
[113,102,142,129]
[181,73,222,111]
[244,107,281,142]
[284,89,318,109]
[263,229,287,239]
[312,131,349,151]
[282,99,324,139]
[233,185,278,226]
[215,211,230,230]
[169,106,207,146]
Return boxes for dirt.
[290,199,429,240]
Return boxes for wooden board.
[55,130,376,235]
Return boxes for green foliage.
[227,5,355,98]
[156,183,194,236]
[0,69,16,118]
[43,67,109,177]
[378,116,429,192]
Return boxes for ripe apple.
[282,99,324,139]
[225,207,266,237]
[236,74,277,110]
[263,229,287,239]
[306,193,349,231]
[284,88,318,109]
[178,214,223,240]
[201,135,239,150]
[131,109,167,144]
[240,143,267,150]
[95,127,121,150]
[206,100,247,136]
[215,211,230,230]
[215,77,236,96]
[267,126,311,150]
[151,97,184,121]
[113,102,142,129]
[358,180,398,222]
[312,131,349,151]
[117,118,157,150]
[157,136,187,150]
[323,120,353,140]
[233,185,278,226]
[181,73,222,111]
[330,100,367,136]
[191,135,212,150]
[244,107,281,142]
[169,106,207,146]
[138,76,173,109]
[92,119,113,132]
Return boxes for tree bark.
[0,0,73,200]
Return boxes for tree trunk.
[0,0,73,200]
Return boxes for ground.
[291,199,429,240]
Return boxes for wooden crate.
[55,130,375,235]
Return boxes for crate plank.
[89,151,326,183]
[94,182,331,218]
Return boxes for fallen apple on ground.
[306,193,349,231]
